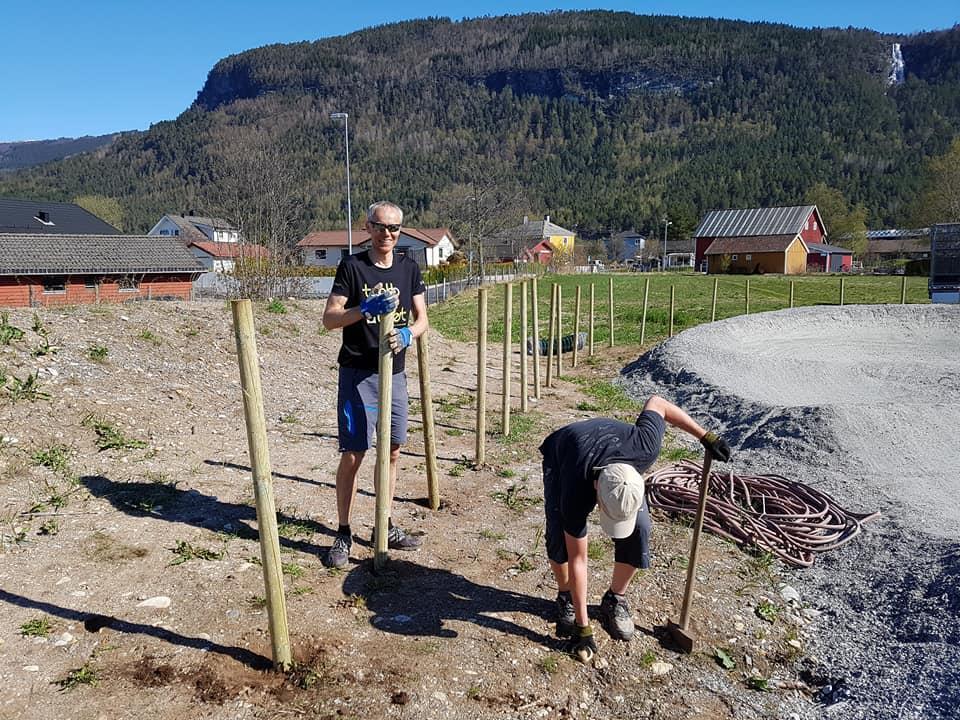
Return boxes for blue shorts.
[337,367,409,452]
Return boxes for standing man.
[539,395,731,661]
[321,201,430,568]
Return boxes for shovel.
[668,449,713,653]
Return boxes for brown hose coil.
[646,461,881,567]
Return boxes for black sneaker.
[555,592,576,637]
[599,590,635,641]
[324,533,352,568]
[372,525,423,551]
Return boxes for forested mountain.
[2,12,959,243]
[0,134,120,172]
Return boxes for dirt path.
[2,298,815,720]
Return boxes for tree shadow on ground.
[341,558,560,647]
[0,589,272,670]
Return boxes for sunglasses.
[369,221,401,233]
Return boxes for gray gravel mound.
[619,304,960,720]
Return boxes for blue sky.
[3,0,956,142]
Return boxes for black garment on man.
[330,250,425,373]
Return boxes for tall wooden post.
[546,283,557,387]
[669,285,676,338]
[230,300,291,671]
[520,280,529,413]
[839,276,846,306]
[608,277,615,348]
[573,285,582,368]
[475,288,487,465]
[501,283,513,437]
[588,283,595,357]
[531,277,542,399]
[417,333,439,511]
[744,279,750,315]
[901,275,907,304]
[640,277,650,345]
[789,280,795,308]
[373,309,395,570]
[556,284,563,379]
[710,277,718,322]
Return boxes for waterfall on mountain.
[888,42,905,86]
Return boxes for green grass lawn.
[429,272,928,347]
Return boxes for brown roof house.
[148,213,268,272]
[297,227,458,268]
[0,234,203,307]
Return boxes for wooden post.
[608,277,615,348]
[230,300,291,671]
[556,284,563,379]
[417,332,439,511]
[744,279,750,315]
[589,283,595,357]
[669,285,676,338]
[373,309,395,570]
[531,277,541,399]
[520,280,529,413]
[710,277,718,322]
[546,283,557,387]
[475,288,487,465]
[573,285,582,368]
[789,280,795,308]
[839,276,845,306]
[501,283,512,437]
[640,277,650,345]
[901,275,907,304]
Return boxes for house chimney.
[37,210,49,223]
[545,215,550,223]
[523,215,528,224]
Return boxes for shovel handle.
[677,450,714,630]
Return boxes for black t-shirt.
[539,411,666,538]
[330,250,426,373]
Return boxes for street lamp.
[330,112,353,255]
[662,218,672,270]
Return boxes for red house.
[694,205,830,272]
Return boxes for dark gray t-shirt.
[539,411,666,537]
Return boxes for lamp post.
[662,218,672,271]
[330,112,353,255]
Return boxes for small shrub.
[31,444,73,474]
[20,616,54,637]
[53,664,99,690]
[282,562,305,578]
[491,483,541,512]
[169,540,224,565]
[266,299,287,314]
[137,329,161,346]
[755,600,779,623]
[81,415,148,451]
[86,345,109,362]
[6,372,50,401]
[0,313,24,345]
[539,654,561,674]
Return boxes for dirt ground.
[0,298,816,720]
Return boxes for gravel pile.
[618,304,960,720]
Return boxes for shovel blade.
[668,620,696,654]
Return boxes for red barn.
[0,234,203,307]
[694,205,828,273]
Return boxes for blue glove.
[360,286,399,320]
[388,327,413,355]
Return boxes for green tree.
[73,195,124,231]
[804,183,867,257]
[912,138,960,225]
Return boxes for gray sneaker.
[372,525,423,551]
[324,533,352,568]
[599,590,635,641]
[555,592,576,637]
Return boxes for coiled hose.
[646,461,880,567]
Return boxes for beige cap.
[595,463,645,539]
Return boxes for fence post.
[475,287,487,465]
[640,277,650,345]
[501,283,512,437]
[520,280,529,413]
[839,276,845,306]
[744,279,750,315]
[573,285,582,368]
[789,280,795,308]
[531,277,541,399]
[556,284,563,379]
[416,333,439,511]
[589,283,595,357]
[546,283,557,387]
[669,285,676,338]
[901,275,907,304]
[710,277,718,322]
[230,300,291,671]
[608,277,615,348]
[373,307,395,570]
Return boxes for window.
[732,254,739,261]
[340,249,349,259]
[315,248,327,260]
[42,277,66,293]
[84,277,100,289]
[118,275,141,292]
[746,254,752,261]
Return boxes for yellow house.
[497,216,576,260]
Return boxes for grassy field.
[429,272,928,347]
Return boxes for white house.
[149,214,241,244]
[394,227,458,267]
[297,231,369,268]
[296,227,458,268]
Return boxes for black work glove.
[700,431,731,462]
[565,624,597,663]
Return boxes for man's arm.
[642,395,731,461]
[322,293,364,331]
